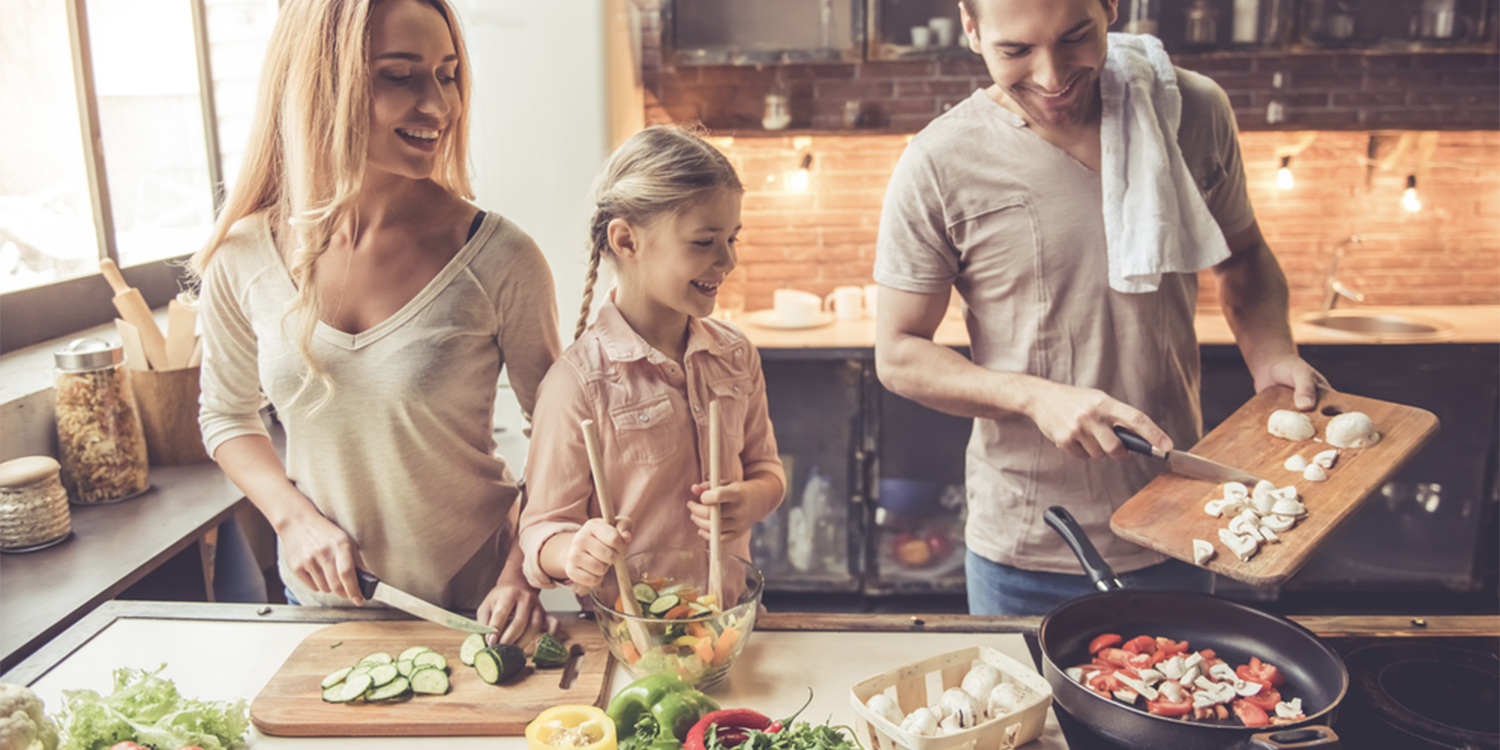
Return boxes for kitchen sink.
[1298,310,1455,342]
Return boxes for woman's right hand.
[564,517,633,589]
[280,511,366,604]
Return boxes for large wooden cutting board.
[251,618,614,736]
[1111,386,1438,587]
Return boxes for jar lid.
[0,456,62,488]
[54,337,122,371]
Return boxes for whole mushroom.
[1326,412,1381,449]
[1267,410,1316,441]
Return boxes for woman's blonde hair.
[576,126,743,340]
[192,0,473,405]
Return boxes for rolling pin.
[100,259,169,370]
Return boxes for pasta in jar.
[54,338,149,503]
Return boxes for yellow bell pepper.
[526,705,617,750]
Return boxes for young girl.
[194,0,559,645]
[519,127,785,592]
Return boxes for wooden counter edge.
[6,601,1495,687]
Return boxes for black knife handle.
[356,569,380,600]
[1112,426,1159,457]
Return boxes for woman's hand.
[279,511,365,604]
[564,517,633,589]
[477,569,557,646]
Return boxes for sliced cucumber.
[412,651,448,671]
[398,646,433,662]
[358,652,394,665]
[348,664,372,678]
[473,648,502,684]
[366,676,410,702]
[340,672,374,702]
[396,659,414,677]
[632,582,658,603]
[321,667,353,689]
[321,684,354,703]
[410,666,450,695]
[687,602,710,615]
[368,663,399,687]
[648,593,680,615]
[459,632,486,666]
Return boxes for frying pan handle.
[1043,506,1122,592]
[1247,725,1340,749]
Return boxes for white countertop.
[23,616,1070,749]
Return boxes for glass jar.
[0,456,72,552]
[1185,0,1219,44]
[53,337,150,504]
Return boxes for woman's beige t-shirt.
[874,71,1256,575]
[198,211,561,608]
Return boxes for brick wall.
[707,130,1500,312]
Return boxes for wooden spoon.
[580,418,651,656]
[708,400,724,606]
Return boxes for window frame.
[1,0,222,354]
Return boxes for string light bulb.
[1402,174,1422,212]
[1277,155,1295,190]
[789,153,812,192]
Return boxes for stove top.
[1023,634,1500,750]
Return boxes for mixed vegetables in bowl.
[590,549,764,688]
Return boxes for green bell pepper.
[607,673,720,750]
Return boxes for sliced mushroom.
[1271,496,1307,517]
[1209,663,1239,683]
[1261,514,1297,533]
[1193,539,1215,567]
[1181,664,1202,686]
[1313,448,1340,469]
[1065,667,1085,683]
[1283,454,1309,472]
[1214,682,1239,704]
[1303,464,1328,482]
[1194,675,1220,692]
[1116,674,1158,701]
[1157,680,1185,704]
[1222,481,1250,502]
[1230,510,1265,541]
[1252,480,1278,503]
[1112,688,1139,704]
[1204,498,1232,518]
[1236,681,1264,698]
[1274,485,1300,501]
[1137,668,1164,685]
[1219,527,1260,561]
[1276,698,1305,719]
[1259,524,1280,543]
[1158,656,1186,680]
[1183,652,1203,670]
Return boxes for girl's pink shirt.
[519,294,785,589]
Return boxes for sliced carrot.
[622,641,640,664]
[664,604,693,620]
[645,576,666,589]
[687,621,712,639]
[692,635,715,664]
[677,588,699,603]
[712,626,740,665]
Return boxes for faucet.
[1321,234,1367,311]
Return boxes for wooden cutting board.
[251,618,614,736]
[1111,386,1438,587]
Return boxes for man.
[873,0,1327,615]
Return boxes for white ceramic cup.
[824,286,864,321]
[928,17,956,47]
[774,289,822,326]
[863,283,879,319]
[910,26,932,49]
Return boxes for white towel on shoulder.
[1100,33,1230,294]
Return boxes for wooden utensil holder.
[129,366,210,465]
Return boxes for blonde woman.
[195,0,559,644]
[518,127,785,594]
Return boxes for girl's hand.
[565,517,634,589]
[280,512,365,604]
[689,481,762,541]
[477,569,557,647]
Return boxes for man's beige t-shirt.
[874,70,1256,575]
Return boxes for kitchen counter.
[734,305,1500,350]
[6,602,1496,748]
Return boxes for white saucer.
[744,309,836,330]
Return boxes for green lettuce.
[58,665,248,750]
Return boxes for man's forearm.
[877,332,1053,422]
[1215,238,1298,374]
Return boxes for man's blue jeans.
[965,549,1213,616]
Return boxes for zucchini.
[410,666,451,695]
[358,652,394,665]
[459,632,486,666]
[632,582,658,603]
[340,672,374,703]
[412,651,448,670]
[532,633,570,669]
[368,663,399,687]
[687,602,710,615]
[366,676,410,702]
[648,593,680,615]
[474,643,525,684]
[321,667,353,689]
[398,646,433,662]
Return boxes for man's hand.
[477,569,558,646]
[1250,353,1330,411]
[563,517,633,589]
[1026,381,1173,459]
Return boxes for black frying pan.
[1038,506,1348,750]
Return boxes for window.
[0,0,275,353]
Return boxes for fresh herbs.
[705,721,860,750]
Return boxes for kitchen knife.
[356,570,496,634]
[1113,426,1262,485]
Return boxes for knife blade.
[1113,426,1263,485]
[356,570,496,634]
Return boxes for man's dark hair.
[961,0,1111,21]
